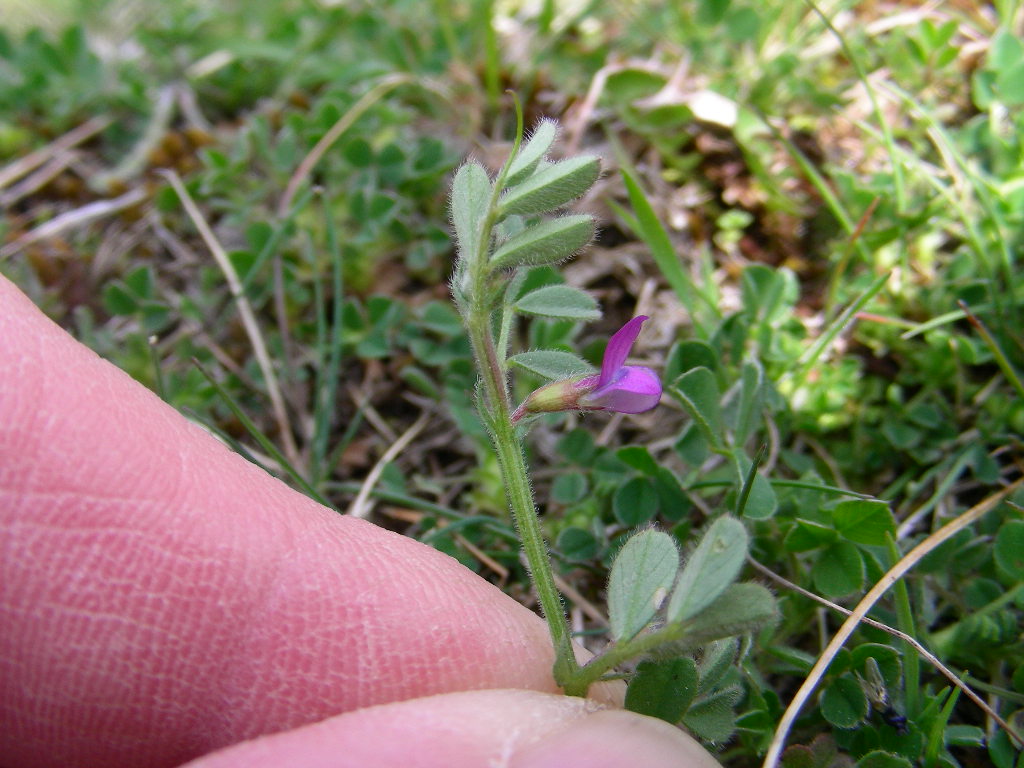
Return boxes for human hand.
[0,275,721,768]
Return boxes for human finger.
[0,276,602,768]
[183,689,721,768]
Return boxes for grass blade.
[619,167,718,333]
[785,270,889,393]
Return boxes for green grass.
[2,1,1023,765]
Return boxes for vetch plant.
[448,110,777,703]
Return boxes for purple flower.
[511,316,662,422]
[577,315,662,413]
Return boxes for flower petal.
[581,365,662,414]
[599,315,648,386]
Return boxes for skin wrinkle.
[30,556,210,737]
[248,522,370,719]
[3,428,272,765]
[21,520,228,658]
[210,518,302,737]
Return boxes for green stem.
[564,621,693,694]
[459,119,578,686]
[960,301,1024,402]
[490,399,578,684]
[464,295,578,686]
[886,534,920,718]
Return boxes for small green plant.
[447,112,777,700]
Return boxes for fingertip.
[511,709,722,768]
[184,690,600,768]
[183,690,722,768]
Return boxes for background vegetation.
[2,1,1022,765]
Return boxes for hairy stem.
[466,295,578,686]
[460,146,578,687]
[488,393,578,685]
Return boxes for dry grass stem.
[553,572,609,628]
[1,187,147,259]
[347,385,398,444]
[278,74,415,218]
[454,533,509,580]
[348,411,430,519]
[92,85,176,194]
[0,151,79,208]
[159,169,300,466]
[0,115,111,190]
